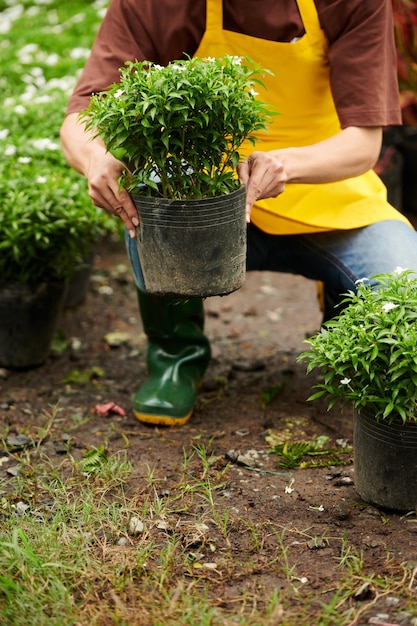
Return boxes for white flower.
[355,277,368,285]
[394,266,406,274]
[113,89,124,98]
[4,145,16,156]
[69,47,90,60]
[382,302,398,312]
[0,129,9,140]
[340,378,351,385]
[36,176,47,184]
[249,88,258,96]
[30,138,59,151]
[18,157,32,164]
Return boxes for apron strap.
[205,0,223,33]
[296,0,323,37]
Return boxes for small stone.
[385,596,400,608]
[117,536,129,546]
[6,434,32,449]
[333,476,353,486]
[15,501,30,514]
[128,517,144,535]
[156,520,168,530]
[368,614,389,624]
[6,465,21,477]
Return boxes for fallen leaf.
[93,402,126,416]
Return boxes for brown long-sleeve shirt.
[66,0,402,129]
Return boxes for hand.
[85,151,139,238]
[237,151,287,222]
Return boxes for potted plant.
[0,166,110,369]
[82,55,274,298]
[298,268,417,511]
[380,0,417,212]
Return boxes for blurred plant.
[392,0,417,125]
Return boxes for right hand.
[85,150,139,238]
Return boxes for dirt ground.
[2,235,417,624]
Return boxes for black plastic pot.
[0,281,65,370]
[354,409,417,512]
[397,129,417,214]
[132,186,247,298]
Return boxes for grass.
[1,407,417,625]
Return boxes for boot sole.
[133,409,193,426]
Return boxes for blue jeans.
[125,220,417,319]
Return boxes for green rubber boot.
[133,290,211,426]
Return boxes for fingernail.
[132,217,139,226]
[129,229,135,239]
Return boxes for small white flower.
[249,88,258,97]
[18,156,32,164]
[113,89,124,98]
[382,302,398,312]
[4,145,16,156]
[36,176,47,184]
[231,56,242,65]
[30,138,59,151]
[69,47,90,60]
[394,266,406,274]
[355,277,368,285]
[340,378,351,385]
[0,129,9,140]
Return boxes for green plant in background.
[392,0,417,126]
[82,55,275,199]
[298,268,417,423]
[0,0,119,286]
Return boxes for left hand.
[237,151,287,222]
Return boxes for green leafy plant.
[0,0,119,288]
[82,55,275,199]
[298,268,417,423]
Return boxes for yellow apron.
[194,0,410,234]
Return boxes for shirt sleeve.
[319,0,402,127]
[66,0,203,115]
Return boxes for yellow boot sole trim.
[133,409,193,427]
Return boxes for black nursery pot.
[354,409,417,512]
[132,186,247,298]
[397,128,417,214]
[0,281,66,370]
